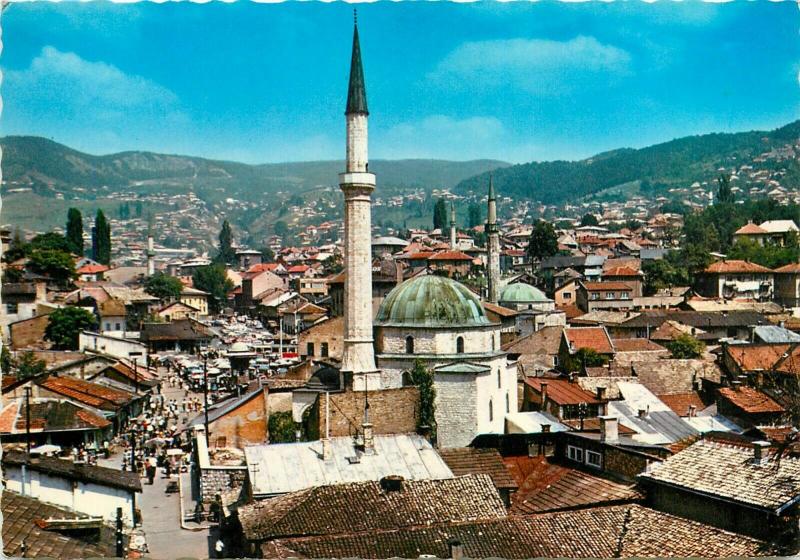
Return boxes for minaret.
[339,14,379,390]
[146,219,155,277]
[449,202,457,250]
[486,175,500,303]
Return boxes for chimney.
[637,408,647,419]
[380,475,404,492]
[596,386,607,401]
[321,438,332,461]
[731,380,742,392]
[541,423,551,434]
[362,422,375,455]
[448,539,464,560]
[540,382,548,410]
[688,405,697,418]
[599,415,618,443]
[753,441,771,465]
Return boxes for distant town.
[3,13,800,560]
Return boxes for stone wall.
[9,314,51,349]
[299,316,344,361]
[199,467,247,504]
[310,386,419,439]
[208,389,268,449]
[435,372,478,449]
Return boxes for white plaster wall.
[79,332,148,363]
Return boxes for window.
[321,342,329,358]
[605,292,615,300]
[5,303,18,314]
[591,293,600,301]
[620,292,630,300]
[406,336,414,354]
[307,342,315,356]
[563,293,572,300]
[105,322,111,331]
[567,445,584,463]
[586,450,602,468]
[506,392,510,413]
[497,370,502,388]
[115,323,121,331]
[489,400,494,422]
[456,336,464,354]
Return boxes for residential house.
[774,263,800,308]
[523,377,605,420]
[576,281,635,312]
[179,286,209,316]
[438,448,519,506]
[0,398,112,449]
[602,266,644,297]
[716,384,784,428]
[298,316,343,362]
[140,318,213,352]
[696,260,774,301]
[558,326,616,371]
[187,386,268,449]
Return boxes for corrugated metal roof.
[505,411,570,434]
[245,434,453,496]
[608,382,699,445]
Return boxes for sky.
[1,1,798,164]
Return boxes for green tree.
[29,232,71,253]
[679,212,720,277]
[580,213,599,227]
[144,272,184,301]
[1,345,12,376]
[409,359,436,441]
[259,246,275,263]
[29,249,77,285]
[268,411,298,443]
[467,203,482,229]
[2,267,24,284]
[527,220,559,261]
[66,208,84,256]
[564,348,608,372]
[666,334,706,359]
[92,210,112,265]
[274,221,289,239]
[45,307,98,350]
[15,351,47,380]
[433,199,448,231]
[716,173,735,204]
[642,258,689,296]
[3,228,27,263]
[215,220,237,265]
[192,264,233,314]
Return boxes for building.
[696,260,774,301]
[774,262,800,308]
[179,286,209,316]
[498,281,564,337]
[576,281,635,312]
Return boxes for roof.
[239,474,505,542]
[244,434,453,497]
[3,450,141,493]
[438,448,518,490]
[704,260,773,274]
[429,250,474,262]
[511,467,642,514]
[502,325,563,355]
[525,377,602,405]
[734,223,768,235]
[774,262,800,273]
[375,275,492,328]
[0,399,111,433]
[657,392,708,417]
[2,491,120,558]
[505,411,571,434]
[187,387,264,428]
[141,319,213,342]
[759,219,799,233]
[725,343,793,371]
[621,310,771,329]
[563,326,615,354]
[640,439,800,512]
[76,264,109,274]
[263,504,772,559]
[38,375,134,411]
[718,386,784,414]
[753,325,800,343]
[482,301,518,318]
[345,21,368,115]
[581,281,634,291]
[612,338,665,352]
[632,359,720,395]
[499,282,550,303]
[602,266,641,277]
[608,382,699,444]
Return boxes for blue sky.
[1,2,798,164]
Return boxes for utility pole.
[115,507,124,558]
[133,357,139,396]
[24,386,32,455]
[203,352,210,439]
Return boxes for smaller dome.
[229,342,251,353]
[500,282,550,304]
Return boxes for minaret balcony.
[339,172,376,188]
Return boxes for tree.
[45,307,98,350]
[1,345,11,377]
[215,220,237,265]
[564,348,608,372]
[527,220,559,261]
[15,351,46,380]
[3,228,27,263]
[409,359,436,441]
[192,264,233,314]
[66,208,84,256]
[259,246,275,263]
[274,220,289,239]
[268,411,298,443]
[29,232,71,253]
[467,203,482,229]
[92,210,111,265]
[433,199,448,230]
[29,249,76,285]
[580,213,599,227]
[642,258,689,296]
[144,272,184,301]
[716,173,735,204]
[666,334,705,359]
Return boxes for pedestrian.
[215,538,225,559]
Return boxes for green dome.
[500,282,550,303]
[376,275,491,327]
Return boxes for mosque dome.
[375,274,491,328]
[499,282,550,304]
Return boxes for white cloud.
[428,36,631,95]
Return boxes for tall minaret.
[146,218,155,277]
[340,14,379,390]
[449,202,457,250]
[486,175,500,303]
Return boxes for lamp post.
[24,386,32,455]
[203,352,210,439]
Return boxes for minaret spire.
[340,15,378,390]
[146,215,155,277]
[486,174,500,304]
[449,201,457,250]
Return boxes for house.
[0,397,112,449]
[696,260,774,301]
[2,281,48,324]
[607,382,699,445]
[576,281,635,312]
[236,248,263,270]
[759,219,799,246]
[186,386,268,449]
[298,316,343,361]
[639,438,800,547]
[79,331,149,363]
[602,266,644,297]
[156,300,201,321]
[428,250,474,278]
[733,221,769,246]
[76,263,109,282]
[558,326,616,370]
[97,298,128,334]
[716,384,784,428]
[523,377,605,420]
[554,277,580,307]
[328,258,404,317]
[502,325,564,376]
[179,286,209,316]
[614,310,771,342]
[140,318,213,352]
[3,450,141,527]
[774,262,800,308]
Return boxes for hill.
[454,120,800,204]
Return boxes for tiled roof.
[429,250,473,261]
[438,448,518,490]
[734,223,768,235]
[502,326,563,355]
[239,474,506,542]
[775,263,800,274]
[718,386,784,414]
[657,392,707,417]
[704,260,773,274]
[511,468,642,514]
[263,504,772,559]
[38,375,134,411]
[2,491,120,558]
[482,302,518,318]
[581,281,634,291]
[640,439,800,511]
[0,399,111,433]
[3,450,142,492]
[525,377,602,405]
[632,359,721,395]
[602,266,641,277]
[76,264,109,274]
[612,338,665,352]
[725,343,791,372]
[563,326,615,354]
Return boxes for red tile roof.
[718,386,784,414]
[582,281,634,291]
[76,264,109,274]
[247,263,280,273]
[429,250,473,261]
[775,263,800,273]
[602,266,641,277]
[734,223,768,235]
[525,377,602,405]
[287,265,310,273]
[657,392,707,417]
[725,344,791,372]
[38,376,134,411]
[611,338,665,352]
[704,260,773,274]
[563,326,615,354]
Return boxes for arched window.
[497,369,502,388]
[456,336,464,354]
[489,399,494,422]
[506,392,510,413]
[492,336,496,351]
[405,336,414,354]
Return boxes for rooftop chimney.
[731,380,742,392]
[362,422,375,455]
[380,475,404,492]
[540,382,548,410]
[541,423,551,434]
[599,415,618,443]
[688,405,697,418]
[753,441,771,465]
[321,438,332,461]
[596,386,607,401]
[448,539,464,560]
[637,408,647,419]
